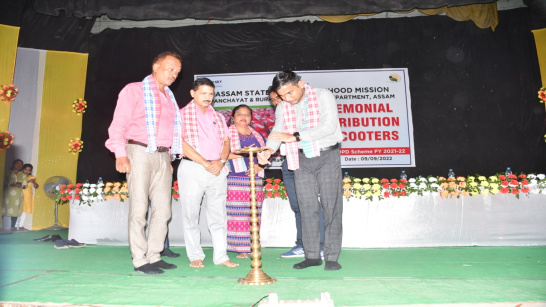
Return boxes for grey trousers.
[294,148,343,261]
[126,144,172,268]
[178,159,230,265]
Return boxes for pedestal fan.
[43,176,72,230]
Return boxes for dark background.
[2,0,546,182]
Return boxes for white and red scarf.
[142,75,182,156]
[229,124,266,177]
[181,100,228,171]
[283,83,321,170]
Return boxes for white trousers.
[178,159,229,265]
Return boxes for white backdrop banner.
[196,69,415,168]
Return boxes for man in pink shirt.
[178,78,239,268]
[105,51,183,274]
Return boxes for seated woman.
[226,104,266,258]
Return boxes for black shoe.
[324,261,342,271]
[151,260,177,270]
[293,258,323,269]
[34,234,62,242]
[134,263,164,274]
[160,248,180,258]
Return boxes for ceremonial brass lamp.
[237,145,277,285]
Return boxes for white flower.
[428,177,438,182]
[418,177,427,182]
[430,183,439,188]
[527,174,537,179]
[418,183,428,189]
[82,195,89,201]
[408,178,416,183]
[409,183,418,188]
[83,183,90,188]
[90,184,97,188]
[89,187,96,194]
[537,174,545,180]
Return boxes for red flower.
[74,188,80,193]
[274,178,281,184]
[501,181,509,187]
[499,175,506,180]
[508,174,517,179]
[76,183,83,188]
[521,187,530,193]
[265,178,272,184]
[511,188,519,194]
[521,179,528,185]
[272,184,280,190]
[401,191,407,196]
[382,183,389,189]
[173,193,180,198]
[383,192,390,198]
[500,187,509,194]
[392,191,399,197]
[510,179,518,186]
[274,192,280,197]
[518,174,527,179]
[390,183,398,189]
[68,184,74,188]
[380,178,389,183]
[390,178,398,183]
[75,195,81,200]
[66,195,72,200]
[399,183,406,189]
[265,183,273,189]
[266,191,273,197]
[61,196,67,201]
[60,184,67,189]
[400,178,407,183]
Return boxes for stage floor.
[0,230,545,307]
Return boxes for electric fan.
[43,176,72,230]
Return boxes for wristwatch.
[293,132,301,142]
[220,159,226,164]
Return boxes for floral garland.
[72,98,87,114]
[0,131,14,151]
[342,173,545,201]
[539,87,546,104]
[264,177,288,200]
[56,173,546,205]
[69,138,84,154]
[0,84,18,104]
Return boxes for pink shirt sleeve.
[105,83,147,158]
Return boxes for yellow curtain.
[532,29,546,112]
[318,2,498,31]
[0,24,20,221]
[33,51,88,229]
[532,29,546,87]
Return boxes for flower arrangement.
[103,181,128,201]
[539,87,546,104]
[72,98,87,114]
[0,84,18,104]
[0,131,14,151]
[172,180,180,200]
[342,173,544,201]
[56,174,546,206]
[69,138,83,154]
[264,177,288,200]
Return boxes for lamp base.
[238,268,277,285]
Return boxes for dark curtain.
[33,0,497,20]
[78,8,545,182]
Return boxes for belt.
[182,157,193,162]
[127,140,170,152]
[298,142,340,153]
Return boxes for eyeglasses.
[269,96,281,103]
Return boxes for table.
[68,193,546,247]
